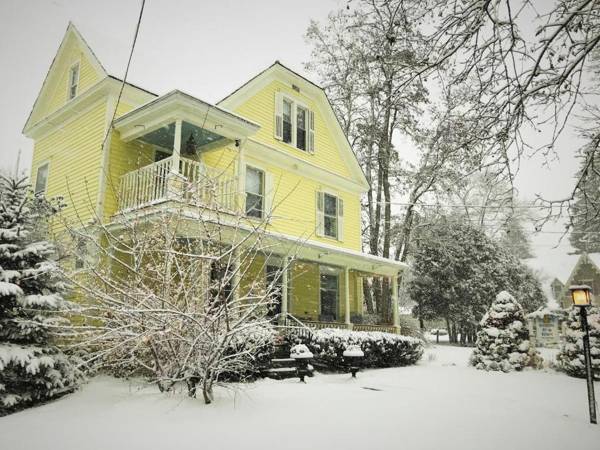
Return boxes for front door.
[320,273,338,322]
[266,265,282,317]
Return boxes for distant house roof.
[524,252,600,308]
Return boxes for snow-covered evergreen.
[557,306,600,379]
[0,176,79,415]
[470,291,538,372]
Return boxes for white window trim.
[245,164,266,220]
[319,265,340,322]
[67,61,80,101]
[34,161,50,195]
[277,92,314,154]
[316,187,344,242]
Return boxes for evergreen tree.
[0,176,79,415]
[407,219,546,343]
[470,291,538,372]
[557,306,600,379]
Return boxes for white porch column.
[172,119,182,175]
[279,258,289,325]
[344,267,351,329]
[236,139,246,213]
[392,274,400,333]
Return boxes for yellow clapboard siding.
[233,80,351,179]
[46,53,99,115]
[244,154,361,251]
[31,101,107,229]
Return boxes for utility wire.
[100,0,146,150]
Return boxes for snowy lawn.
[1,345,599,450]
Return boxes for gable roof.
[218,61,369,191]
[23,22,108,134]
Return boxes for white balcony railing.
[118,156,238,213]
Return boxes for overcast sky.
[0,0,580,260]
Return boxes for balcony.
[118,156,238,213]
[111,90,260,215]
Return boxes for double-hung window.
[275,93,315,152]
[245,166,265,219]
[282,98,293,144]
[35,163,49,196]
[316,191,344,240]
[296,106,307,151]
[68,63,79,100]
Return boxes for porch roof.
[113,90,260,143]
[109,205,407,276]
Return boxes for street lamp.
[569,285,597,425]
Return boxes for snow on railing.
[118,156,238,213]
[119,157,172,211]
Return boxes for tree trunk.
[363,278,374,314]
[202,378,213,405]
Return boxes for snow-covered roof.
[523,252,581,285]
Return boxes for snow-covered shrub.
[220,324,277,381]
[470,291,539,372]
[286,328,423,370]
[0,177,81,415]
[557,306,600,379]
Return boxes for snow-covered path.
[1,345,599,450]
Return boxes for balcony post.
[172,119,182,175]
[236,139,246,213]
[344,267,352,329]
[392,274,400,333]
[279,258,289,325]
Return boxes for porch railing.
[118,156,238,213]
[273,314,400,335]
[119,157,172,211]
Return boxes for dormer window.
[282,98,293,144]
[68,63,79,100]
[275,93,315,153]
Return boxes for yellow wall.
[30,100,107,230]
[234,80,351,179]
[229,79,362,251]
[45,48,100,116]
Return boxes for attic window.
[68,63,79,100]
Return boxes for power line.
[100,0,146,150]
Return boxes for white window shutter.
[274,92,283,140]
[264,171,274,219]
[308,109,315,153]
[316,191,324,236]
[337,197,344,241]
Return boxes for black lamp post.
[290,344,313,383]
[569,285,597,425]
[343,345,365,378]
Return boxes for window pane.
[35,164,48,195]
[324,193,337,215]
[283,99,292,144]
[324,216,337,238]
[246,193,263,218]
[245,167,263,195]
[296,107,306,151]
[69,65,79,99]
[320,273,338,321]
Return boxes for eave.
[113,90,260,142]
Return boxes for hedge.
[284,328,424,371]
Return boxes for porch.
[233,233,405,335]
[112,90,259,214]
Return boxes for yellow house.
[23,23,406,333]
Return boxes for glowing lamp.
[570,285,592,307]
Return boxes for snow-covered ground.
[1,345,599,450]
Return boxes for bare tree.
[60,173,294,404]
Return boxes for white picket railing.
[119,157,172,211]
[118,156,238,213]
